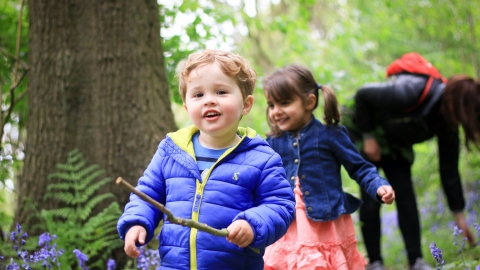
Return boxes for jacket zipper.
[189,140,243,270]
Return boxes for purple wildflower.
[137,246,160,270]
[38,232,52,247]
[453,225,463,236]
[73,249,89,270]
[429,242,444,270]
[452,226,467,254]
[106,258,116,270]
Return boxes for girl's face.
[266,94,314,136]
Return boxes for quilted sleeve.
[117,141,167,244]
[232,152,295,249]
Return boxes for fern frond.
[48,164,100,182]
[77,193,115,220]
[51,160,88,175]
[40,149,124,268]
[48,172,81,182]
[74,191,114,206]
[47,207,76,219]
[45,182,73,191]
[44,192,76,204]
[83,203,121,232]
[74,165,105,183]
[79,178,112,198]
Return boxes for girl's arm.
[231,152,295,249]
[117,142,167,245]
[329,125,390,201]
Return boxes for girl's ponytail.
[318,84,341,125]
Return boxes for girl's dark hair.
[263,65,340,137]
[440,75,480,149]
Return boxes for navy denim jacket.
[266,117,389,221]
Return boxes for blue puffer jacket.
[117,126,295,270]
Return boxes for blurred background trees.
[1,0,478,268]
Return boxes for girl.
[262,65,395,270]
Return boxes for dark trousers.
[360,154,422,266]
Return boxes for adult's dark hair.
[440,75,480,149]
[263,65,340,137]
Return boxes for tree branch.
[116,177,229,237]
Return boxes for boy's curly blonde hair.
[177,49,257,102]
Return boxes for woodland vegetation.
[0,0,479,269]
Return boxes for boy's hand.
[226,219,254,248]
[377,185,395,204]
[124,225,147,258]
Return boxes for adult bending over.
[344,71,479,270]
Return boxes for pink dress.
[263,179,366,270]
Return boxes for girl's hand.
[226,219,254,248]
[124,225,147,258]
[377,185,395,204]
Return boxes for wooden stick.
[116,177,229,237]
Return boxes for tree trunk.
[16,0,176,266]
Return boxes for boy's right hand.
[124,225,147,258]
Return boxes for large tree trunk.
[15,0,176,266]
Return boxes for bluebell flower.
[429,242,444,270]
[137,246,160,270]
[453,225,463,236]
[452,226,467,254]
[73,249,89,270]
[106,258,116,270]
[38,232,52,247]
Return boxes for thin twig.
[0,47,29,70]
[116,177,229,237]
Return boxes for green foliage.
[38,149,123,269]
[0,0,28,234]
[0,0,29,171]
[160,0,237,104]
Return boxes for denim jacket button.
[293,142,298,147]
[301,175,305,179]
[307,206,313,211]
[290,176,295,181]
[305,191,310,196]
[294,159,299,164]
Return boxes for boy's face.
[183,62,253,140]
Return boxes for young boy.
[117,50,295,270]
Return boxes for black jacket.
[350,74,464,212]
